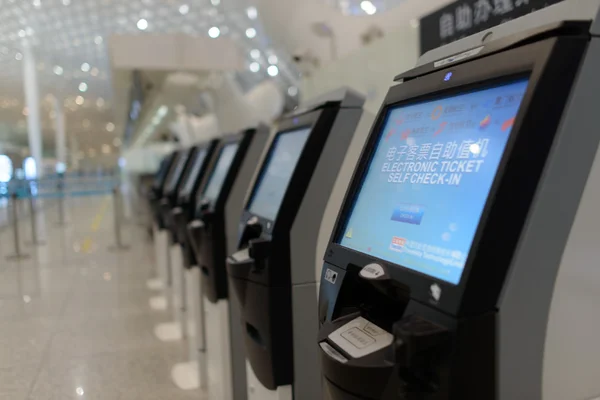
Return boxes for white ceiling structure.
[0,0,452,160]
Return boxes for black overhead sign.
[419,0,564,55]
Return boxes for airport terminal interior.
[2,0,600,399]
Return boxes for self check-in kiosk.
[317,2,600,400]
[226,89,366,400]
[152,142,218,334]
[184,126,269,398]
[148,151,178,291]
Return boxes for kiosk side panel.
[499,40,600,400]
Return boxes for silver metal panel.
[225,128,270,400]
[498,39,600,400]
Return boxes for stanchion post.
[109,186,130,252]
[26,189,45,246]
[56,179,66,226]
[6,193,30,261]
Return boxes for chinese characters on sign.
[382,138,490,186]
[420,0,564,54]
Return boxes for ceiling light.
[18,30,26,38]
[53,65,63,75]
[81,63,90,72]
[208,26,220,38]
[76,387,84,396]
[179,4,189,15]
[75,96,84,105]
[267,65,279,77]
[250,49,260,59]
[62,0,70,5]
[101,144,111,154]
[78,82,88,92]
[25,27,34,36]
[15,52,22,61]
[249,62,260,72]
[106,122,115,132]
[360,0,377,15]
[245,28,256,38]
[94,35,103,45]
[156,105,168,118]
[288,86,298,96]
[96,97,105,108]
[409,19,419,28]
[33,0,41,7]
[113,137,122,147]
[247,6,258,19]
[90,67,99,77]
[137,19,148,30]
[210,0,220,5]
[268,55,278,64]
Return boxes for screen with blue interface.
[165,151,190,193]
[339,78,529,284]
[202,143,239,201]
[180,149,207,197]
[248,127,311,220]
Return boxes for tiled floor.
[0,195,204,400]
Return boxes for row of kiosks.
[317,1,600,400]
[147,88,369,400]
[148,2,600,399]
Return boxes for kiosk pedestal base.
[246,361,292,400]
[171,361,201,390]
[146,277,163,291]
[169,244,186,337]
[154,321,183,341]
[152,225,169,288]
[205,299,233,400]
[149,295,168,310]
[153,245,186,342]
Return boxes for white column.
[53,96,66,166]
[21,41,43,177]
[69,135,79,170]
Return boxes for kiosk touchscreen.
[227,89,366,400]
[318,3,600,400]
[185,126,269,399]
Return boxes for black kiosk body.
[149,151,178,230]
[153,141,219,339]
[186,126,269,400]
[227,89,366,400]
[317,4,600,399]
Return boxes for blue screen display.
[339,78,529,284]
[248,127,311,220]
[181,149,207,197]
[203,143,239,201]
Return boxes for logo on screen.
[389,236,407,253]
[430,105,443,120]
[480,115,491,129]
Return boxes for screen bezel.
[324,36,587,316]
[337,76,529,285]
[246,123,313,222]
[164,149,190,195]
[179,147,206,198]
[201,141,240,202]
